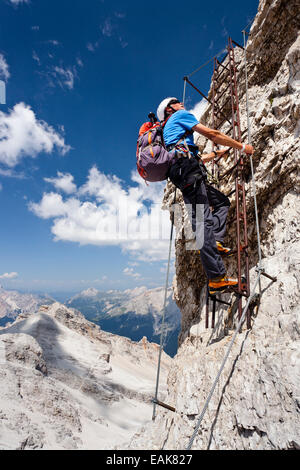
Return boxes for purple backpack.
[136,121,174,182]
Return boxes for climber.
[157,97,254,294]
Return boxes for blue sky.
[0,0,258,293]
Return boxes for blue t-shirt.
[163,109,198,147]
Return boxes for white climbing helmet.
[156,97,178,122]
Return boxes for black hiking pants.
[168,155,230,280]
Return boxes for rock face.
[129,0,300,450]
[0,303,171,450]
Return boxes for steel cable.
[152,189,177,421]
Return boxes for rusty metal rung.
[214,67,230,83]
[208,295,231,307]
[152,398,176,413]
[257,270,277,283]
[216,59,229,71]
[215,82,232,102]
[213,105,231,126]
[226,189,236,197]
[218,51,228,65]
[231,39,244,50]
[214,72,231,91]
[214,96,232,116]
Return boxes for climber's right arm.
[192,123,254,154]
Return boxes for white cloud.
[0,167,25,178]
[0,272,18,279]
[29,166,173,261]
[0,102,70,168]
[44,172,77,194]
[29,192,68,219]
[0,54,10,81]
[9,0,29,4]
[123,267,141,279]
[188,98,209,121]
[47,40,60,46]
[53,66,75,90]
[99,15,128,48]
[221,16,229,38]
[121,240,174,263]
[32,50,41,65]
[87,42,98,52]
[119,37,128,49]
[101,18,114,37]
[114,12,126,19]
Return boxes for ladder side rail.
[229,38,251,317]
[228,40,243,319]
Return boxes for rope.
[152,188,176,421]
[185,32,266,450]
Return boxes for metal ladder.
[206,37,251,329]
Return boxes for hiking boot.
[208,276,238,295]
[216,241,233,256]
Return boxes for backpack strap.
[176,129,193,146]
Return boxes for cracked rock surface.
[128,0,300,450]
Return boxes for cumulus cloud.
[29,166,174,261]
[0,103,70,168]
[44,172,77,194]
[0,54,10,82]
[0,272,18,279]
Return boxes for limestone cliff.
[129,0,300,450]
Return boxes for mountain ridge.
[0,302,171,450]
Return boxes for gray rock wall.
[129,0,300,450]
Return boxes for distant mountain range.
[0,285,181,357]
[67,286,181,357]
[0,286,54,327]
